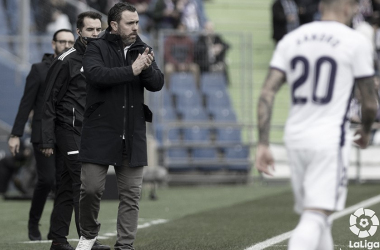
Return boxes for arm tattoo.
[257,69,285,145]
[258,95,274,145]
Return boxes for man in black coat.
[8,28,74,241]
[76,3,164,250]
[40,12,109,250]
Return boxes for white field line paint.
[19,219,168,244]
[245,194,380,250]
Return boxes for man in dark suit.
[8,29,74,241]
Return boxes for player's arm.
[354,76,378,148]
[258,68,286,145]
[41,61,68,156]
[255,68,286,176]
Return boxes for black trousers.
[50,126,81,243]
[29,143,62,225]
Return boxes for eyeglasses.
[55,40,75,46]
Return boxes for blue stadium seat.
[149,88,173,111]
[183,125,211,144]
[175,89,203,115]
[192,148,222,171]
[215,126,241,144]
[165,148,193,172]
[154,106,177,123]
[192,148,218,159]
[182,107,208,121]
[167,148,188,157]
[212,108,237,121]
[205,89,232,112]
[154,124,181,145]
[200,72,227,95]
[224,145,251,172]
[224,145,249,159]
[169,72,197,95]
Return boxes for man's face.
[113,10,139,46]
[78,17,102,40]
[52,31,75,56]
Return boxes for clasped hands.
[132,47,154,76]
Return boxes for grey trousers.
[79,156,143,249]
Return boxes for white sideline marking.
[19,219,168,244]
[245,194,380,250]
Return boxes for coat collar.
[74,37,86,55]
[41,53,54,63]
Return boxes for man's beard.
[55,48,64,56]
[118,28,137,46]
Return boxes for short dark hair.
[77,11,102,30]
[321,0,359,5]
[52,29,73,41]
[107,2,136,28]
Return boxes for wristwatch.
[9,134,19,138]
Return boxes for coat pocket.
[143,104,152,123]
[84,101,104,118]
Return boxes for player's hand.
[255,144,275,176]
[41,148,54,157]
[8,136,20,156]
[353,129,370,149]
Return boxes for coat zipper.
[123,47,127,139]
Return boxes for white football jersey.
[270,21,374,149]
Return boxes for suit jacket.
[11,54,55,143]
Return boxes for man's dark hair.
[52,29,73,41]
[77,11,102,30]
[321,0,359,4]
[107,2,136,28]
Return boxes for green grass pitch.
[1,183,380,249]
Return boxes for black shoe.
[50,242,75,250]
[91,240,111,250]
[28,222,41,241]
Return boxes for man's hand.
[255,144,275,176]
[41,148,54,157]
[8,136,20,156]
[132,47,153,76]
[353,128,371,149]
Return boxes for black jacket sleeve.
[11,64,41,137]
[139,59,165,92]
[83,42,164,91]
[83,42,137,88]
[40,60,68,148]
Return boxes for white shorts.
[287,144,349,214]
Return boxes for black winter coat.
[79,30,164,167]
[11,54,54,143]
[272,0,287,43]
[41,39,87,148]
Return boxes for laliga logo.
[350,208,379,238]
